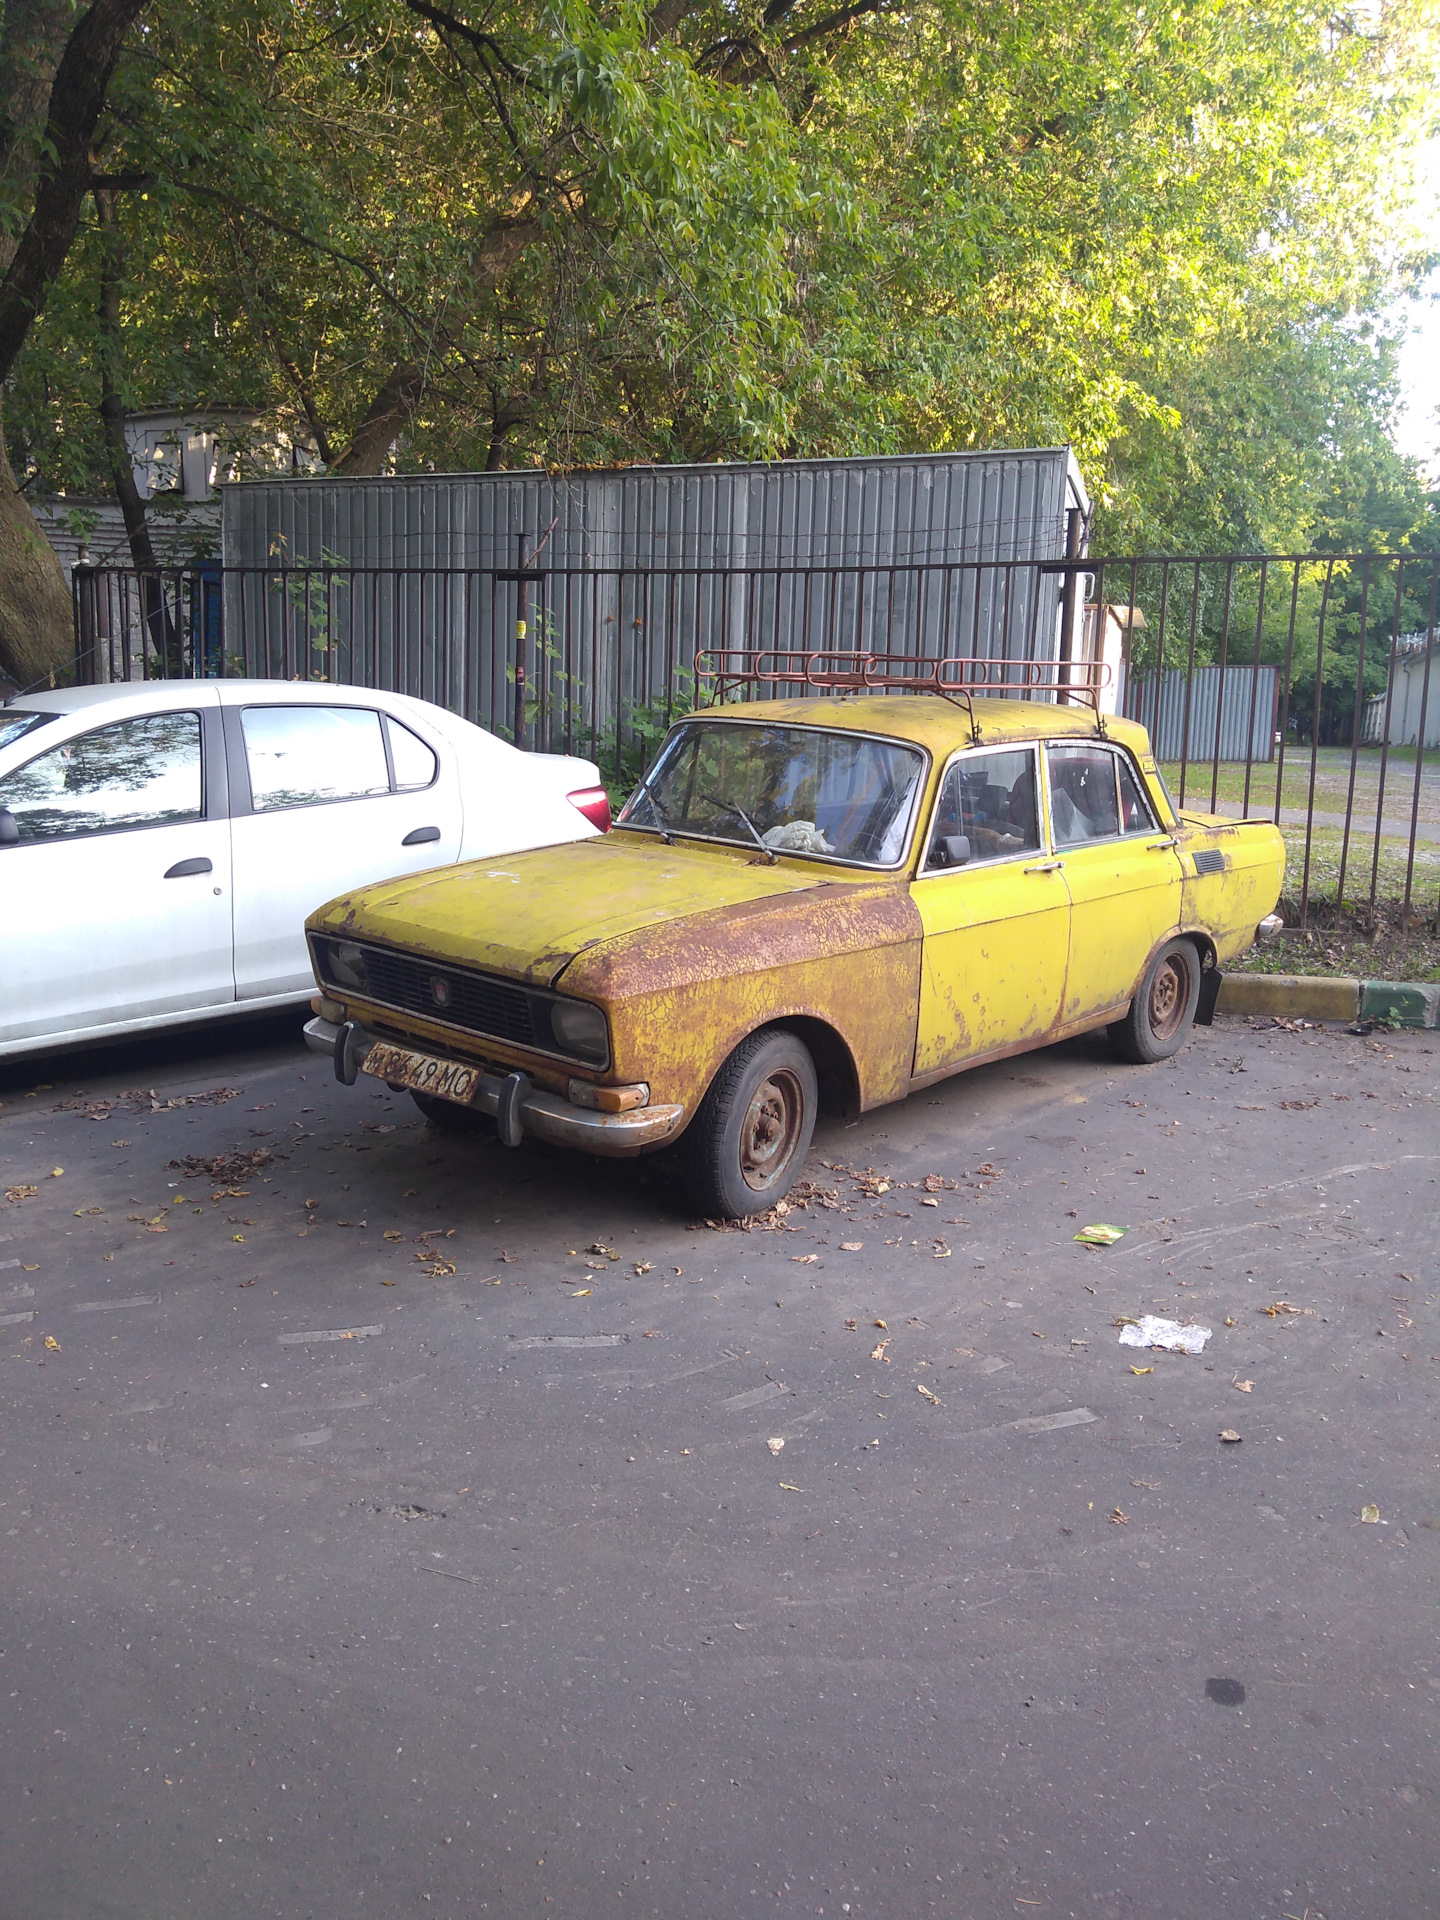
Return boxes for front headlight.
[548,998,609,1064]
[326,941,368,992]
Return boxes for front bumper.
[303,1017,684,1157]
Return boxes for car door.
[0,700,233,1046]
[1045,741,1187,1024]
[910,744,1069,1075]
[227,698,461,999]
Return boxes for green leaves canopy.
[5,0,1437,548]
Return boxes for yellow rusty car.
[304,680,1283,1217]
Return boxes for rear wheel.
[411,1090,489,1134]
[681,1029,817,1219]
[1108,938,1202,1064]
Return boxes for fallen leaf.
[916,1383,940,1405]
[1108,1507,1128,1524]
[634,1261,654,1276]
[920,1197,939,1208]
[570,1288,592,1297]
[873,1319,888,1330]
[5,1185,38,1203]
[844,1317,858,1330]
[43,1335,60,1351]
[1031,1330,1046,1339]
[1129,1365,1154,1375]
[1224,1315,1237,1327]
[641,1329,662,1338]
[1219,1428,1242,1443]
[767,1437,785,1455]
[237,1276,257,1288]
[839,1242,864,1252]
[231,1234,244,1243]
[778,1482,803,1493]
[382,1230,405,1242]
[1360,1504,1380,1523]
[870,1339,891,1362]
[1234,1379,1254,1393]
[790,1254,819,1264]
[49,1168,63,1178]
[1075,1223,1126,1247]
[1261,1300,1301,1316]
[587,1242,618,1260]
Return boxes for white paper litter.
[1118,1315,1212,1356]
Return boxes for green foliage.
[2,0,1437,557]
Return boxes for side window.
[243,706,390,811]
[386,716,438,791]
[0,711,202,842]
[923,747,1040,870]
[1116,755,1158,835]
[1047,745,1121,847]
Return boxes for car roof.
[681,693,1153,757]
[5,679,465,727]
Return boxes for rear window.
[0,711,58,752]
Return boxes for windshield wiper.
[701,794,777,864]
[627,771,675,844]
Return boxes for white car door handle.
[164,856,213,879]
[402,826,442,847]
[1024,859,1064,874]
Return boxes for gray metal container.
[223,448,1088,571]
[1125,666,1279,765]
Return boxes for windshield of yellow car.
[619,720,925,867]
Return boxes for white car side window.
[243,706,390,811]
[0,711,203,841]
[386,717,438,791]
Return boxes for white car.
[0,679,609,1058]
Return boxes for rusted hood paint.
[308,831,838,986]
[563,877,921,1002]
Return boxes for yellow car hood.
[309,830,838,986]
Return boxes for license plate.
[363,1040,481,1105]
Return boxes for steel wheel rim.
[740,1068,805,1191]
[1149,954,1189,1041]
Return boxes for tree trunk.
[0,0,149,386]
[95,187,180,672]
[0,418,73,692]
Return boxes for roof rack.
[694,649,1111,740]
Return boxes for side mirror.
[0,808,19,847]
[941,834,971,866]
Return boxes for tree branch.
[0,0,150,385]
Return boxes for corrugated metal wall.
[223,448,1088,571]
[1125,666,1279,764]
[217,450,1089,742]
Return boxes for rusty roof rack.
[694,649,1111,740]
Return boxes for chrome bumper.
[303,1017,684,1157]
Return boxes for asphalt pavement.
[2,1008,1437,1919]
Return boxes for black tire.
[1108,937,1203,1064]
[411,1090,490,1134]
[681,1028,818,1219]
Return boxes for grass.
[1232,920,1440,983]
[1160,745,1440,824]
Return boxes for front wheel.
[681,1029,817,1219]
[1108,938,1203,1064]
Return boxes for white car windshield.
[620,720,924,868]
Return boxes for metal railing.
[73,550,1440,928]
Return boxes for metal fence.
[73,548,1440,928]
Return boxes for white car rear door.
[226,698,461,999]
[0,699,234,1047]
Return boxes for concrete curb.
[1217,973,1440,1028]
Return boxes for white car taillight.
[567,786,611,833]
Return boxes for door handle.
[164,856,213,879]
[1147,837,1180,850]
[402,825,441,847]
[1024,859,1064,873]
